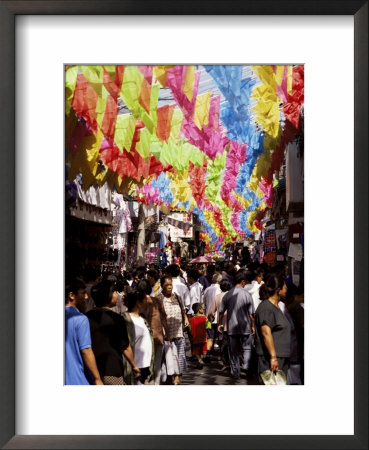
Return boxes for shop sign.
[167,212,193,239]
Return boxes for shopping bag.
[161,341,180,381]
[260,369,287,385]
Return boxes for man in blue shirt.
[65,279,103,385]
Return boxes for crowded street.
[65,64,304,387]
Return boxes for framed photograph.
[1,1,367,449]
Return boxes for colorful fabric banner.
[65,64,304,247]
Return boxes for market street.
[65,64,305,389]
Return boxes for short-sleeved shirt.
[86,308,130,378]
[245,280,263,311]
[65,306,92,385]
[208,292,228,330]
[172,278,190,309]
[189,314,209,345]
[219,287,255,335]
[130,314,152,369]
[142,297,166,345]
[188,281,203,315]
[160,293,184,340]
[203,284,222,319]
[255,300,291,357]
[221,272,234,286]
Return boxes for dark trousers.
[228,334,253,377]
[219,332,230,365]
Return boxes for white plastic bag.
[260,370,287,385]
[161,341,180,382]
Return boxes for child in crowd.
[189,303,212,369]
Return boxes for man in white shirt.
[204,274,222,318]
[203,273,222,356]
[186,268,204,316]
[244,268,264,312]
[165,264,190,312]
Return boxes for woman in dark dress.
[254,273,291,382]
[86,280,140,385]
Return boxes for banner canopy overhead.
[65,64,304,249]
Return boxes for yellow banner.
[194,92,211,130]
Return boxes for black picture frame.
[0,1,367,449]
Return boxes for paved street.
[179,337,259,386]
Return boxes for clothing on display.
[275,229,288,252]
[74,175,112,210]
[179,241,189,259]
[145,247,161,265]
[159,250,167,269]
[165,248,173,265]
[264,230,276,254]
[158,223,169,249]
[158,230,166,249]
[288,222,304,243]
[288,243,303,261]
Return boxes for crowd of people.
[65,257,304,385]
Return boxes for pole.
[136,203,145,266]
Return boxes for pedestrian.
[234,260,241,272]
[65,279,103,385]
[254,273,291,383]
[204,273,223,315]
[111,276,129,316]
[203,273,222,357]
[221,261,236,286]
[158,276,189,385]
[165,264,191,313]
[123,270,133,286]
[189,303,211,369]
[139,279,171,385]
[208,279,232,370]
[179,262,188,283]
[244,266,264,312]
[86,279,141,385]
[131,266,146,289]
[218,270,255,379]
[123,287,155,385]
[241,246,251,267]
[278,293,302,385]
[187,268,204,316]
[198,267,211,290]
[146,268,161,297]
[282,283,304,384]
[81,266,99,313]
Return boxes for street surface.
[179,337,259,386]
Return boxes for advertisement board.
[167,212,193,239]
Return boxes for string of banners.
[167,217,193,232]
[65,64,304,249]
